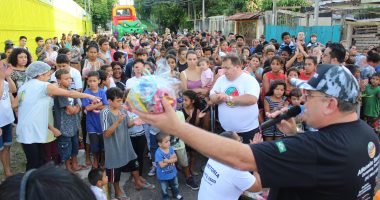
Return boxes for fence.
[194,15,235,35]
[265,25,342,44]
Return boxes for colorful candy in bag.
[127,60,179,113]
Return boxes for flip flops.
[135,182,155,190]
[115,194,130,200]
[72,165,89,172]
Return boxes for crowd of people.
[0,29,380,200]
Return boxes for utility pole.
[272,0,277,25]
[193,0,196,31]
[202,0,205,31]
[314,0,319,26]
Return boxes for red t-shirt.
[299,71,315,81]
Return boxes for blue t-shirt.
[82,88,108,134]
[376,64,380,72]
[155,146,177,181]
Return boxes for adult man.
[135,64,379,200]
[322,42,346,65]
[297,32,305,45]
[209,54,260,143]
[198,131,261,200]
[16,36,28,51]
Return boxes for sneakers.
[175,194,183,200]
[185,177,199,190]
[148,166,156,176]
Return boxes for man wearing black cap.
[135,64,379,200]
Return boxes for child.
[50,54,83,92]
[144,61,156,74]
[53,69,86,171]
[155,132,183,200]
[263,80,288,141]
[82,71,109,168]
[198,58,213,88]
[177,47,188,72]
[167,54,180,79]
[285,47,305,71]
[35,36,47,61]
[279,32,295,54]
[307,34,321,48]
[173,110,199,190]
[195,47,203,59]
[100,87,154,199]
[285,67,300,96]
[262,56,286,94]
[300,56,317,80]
[88,168,108,200]
[244,55,263,83]
[82,44,102,78]
[127,110,147,177]
[135,47,149,62]
[288,88,304,132]
[362,72,380,135]
[100,65,116,88]
[70,36,82,71]
[182,90,206,176]
[98,38,112,65]
[262,47,276,69]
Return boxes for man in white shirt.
[50,54,82,92]
[198,131,261,200]
[210,54,260,143]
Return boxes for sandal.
[72,165,90,172]
[135,182,155,190]
[115,195,130,200]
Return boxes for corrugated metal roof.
[227,12,262,20]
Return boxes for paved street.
[76,150,206,200]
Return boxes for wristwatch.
[228,96,234,102]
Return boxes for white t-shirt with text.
[198,159,256,200]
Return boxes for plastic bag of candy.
[126,60,180,113]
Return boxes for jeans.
[160,177,179,200]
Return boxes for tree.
[73,0,118,29]
[135,0,189,32]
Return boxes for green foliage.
[73,0,117,29]
[207,0,248,16]
[135,0,190,32]
[151,3,188,32]
[134,0,309,32]
[261,0,309,11]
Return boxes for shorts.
[106,159,139,183]
[0,124,12,150]
[57,135,79,162]
[237,128,257,144]
[262,126,284,138]
[175,148,188,167]
[88,133,104,154]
